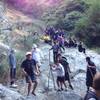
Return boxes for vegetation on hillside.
[42,0,100,48]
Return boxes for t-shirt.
[55,63,65,77]
[52,44,60,53]
[21,59,36,75]
[32,48,43,65]
[59,58,69,73]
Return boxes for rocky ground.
[0,43,100,100]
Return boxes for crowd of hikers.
[8,27,100,100]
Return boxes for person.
[8,49,17,88]
[49,41,61,63]
[57,54,73,90]
[50,60,67,91]
[78,42,86,54]
[32,44,44,73]
[86,57,97,92]
[21,52,39,96]
[84,73,100,100]
[57,35,65,52]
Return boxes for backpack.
[84,91,98,100]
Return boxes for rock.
[0,84,25,100]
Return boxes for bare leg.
[68,80,73,90]
[57,80,60,90]
[32,81,38,96]
[27,81,32,96]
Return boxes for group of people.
[8,42,100,100]
[8,44,43,95]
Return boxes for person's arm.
[34,61,40,76]
[21,68,28,76]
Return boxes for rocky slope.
[0,43,100,100]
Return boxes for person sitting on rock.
[57,54,73,90]
[84,73,100,100]
[21,52,39,96]
[86,57,97,92]
[50,60,67,91]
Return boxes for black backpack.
[84,91,98,100]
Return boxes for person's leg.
[57,77,60,90]
[28,81,32,96]
[68,77,73,90]
[61,77,67,90]
[26,76,32,95]
[32,81,38,95]
[10,68,14,85]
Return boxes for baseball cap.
[26,52,32,56]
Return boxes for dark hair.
[86,57,95,66]
[86,57,90,61]
[93,73,100,91]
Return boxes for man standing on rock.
[8,49,17,88]
[21,52,39,96]
[86,57,97,92]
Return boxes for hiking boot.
[69,85,73,90]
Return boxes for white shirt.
[55,63,65,77]
[32,48,43,66]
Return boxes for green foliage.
[75,0,100,47]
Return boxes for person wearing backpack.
[84,73,100,100]
[86,57,97,92]
[57,54,73,90]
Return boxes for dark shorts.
[10,68,16,79]
[57,76,65,82]
[26,74,36,83]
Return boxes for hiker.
[21,52,39,96]
[78,42,86,54]
[57,35,65,52]
[84,73,100,100]
[86,57,97,92]
[49,41,61,63]
[8,49,17,88]
[50,60,67,91]
[32,44,44,73]
[57,54,73,90]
